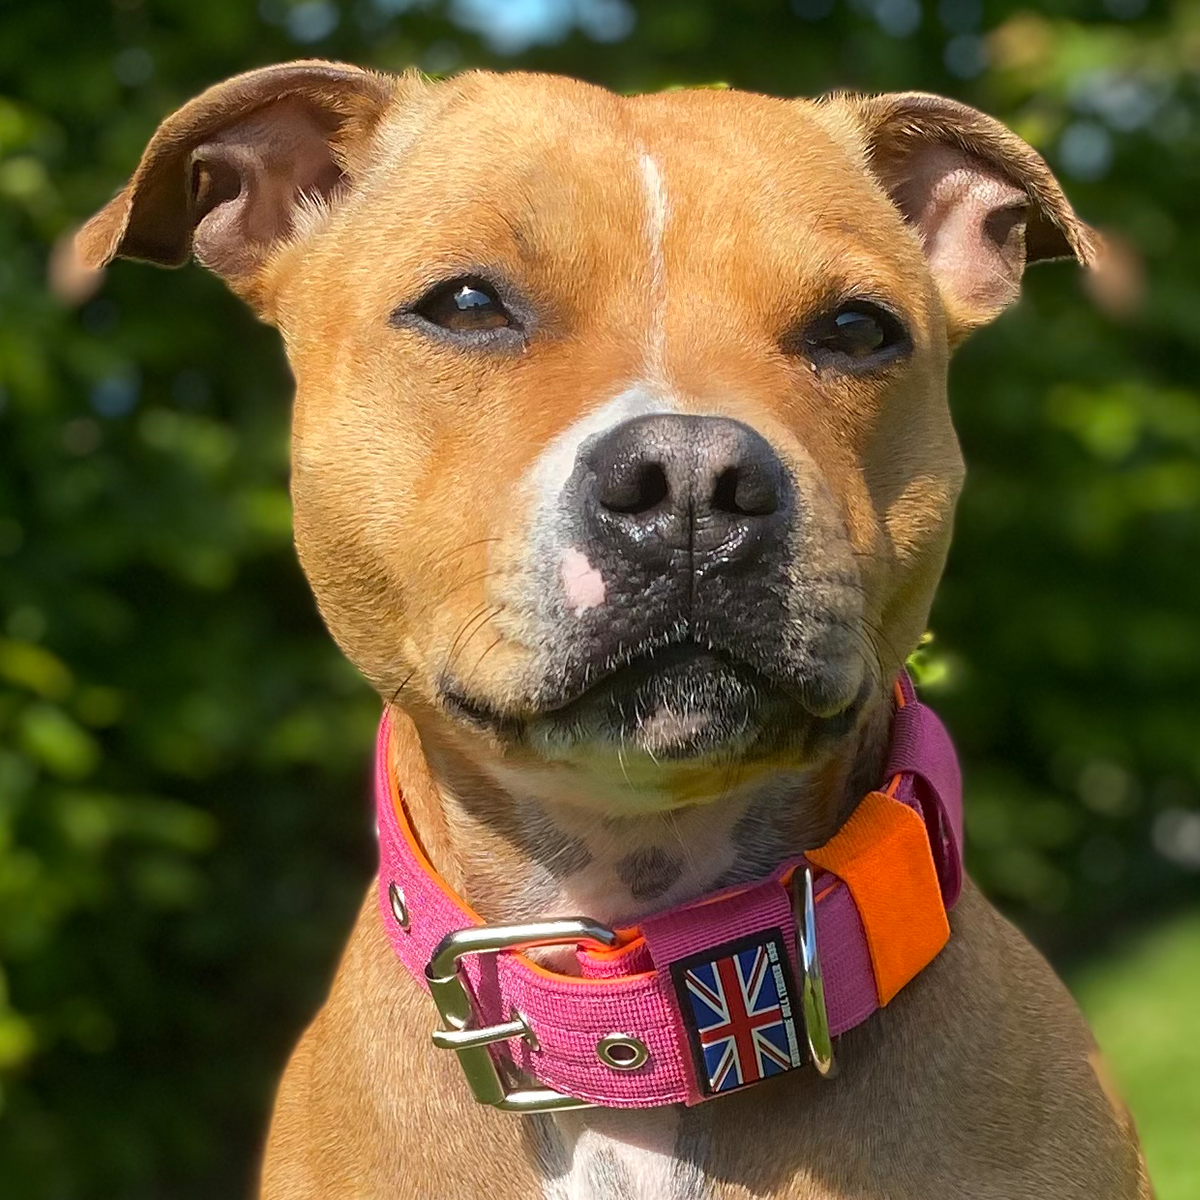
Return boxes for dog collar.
[375,673,963,1112]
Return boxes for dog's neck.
[386,704,892,928]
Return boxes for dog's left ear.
[833,91,1100,342]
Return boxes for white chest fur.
[537,1108,710,1200]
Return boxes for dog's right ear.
[76,60,401,308]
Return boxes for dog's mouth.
[442,639,867,763]
[539,643,795,761]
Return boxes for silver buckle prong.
[430,1013,532,1053]
[791,866,837,1078]
[426,917,619,1112]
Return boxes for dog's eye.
[794,301,910,371]
[412,278,513,333]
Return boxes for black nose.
[582,414,789,565]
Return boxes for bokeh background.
[1,0,1198,1196]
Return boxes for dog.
[78,61,1152,1199]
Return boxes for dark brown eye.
[413,278,512,332]
[797,301,909,371]
[825,309,885,353]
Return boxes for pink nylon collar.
[375,674,963,1108]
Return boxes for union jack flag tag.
[671,931,805,1097]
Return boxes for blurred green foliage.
[1,0,1197,1196]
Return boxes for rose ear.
[76,60,398,308]
[837,91,1101,342]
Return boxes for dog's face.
[81,64,1094,814]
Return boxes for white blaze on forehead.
[521,151,673,515]
[639,149,668,382]
[560,547,605,615]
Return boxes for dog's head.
[80,63,1095,815]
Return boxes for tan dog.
[79,61,1151,1199]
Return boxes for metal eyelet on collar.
[388,881,410,932]
[596,1033,650,1072]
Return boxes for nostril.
[583,415,787,537]
[712,468,741,515]
[600,461,670,515]
[712,465,779,517]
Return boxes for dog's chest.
[533,1109,711,1200]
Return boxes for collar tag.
[640,876,804,1103]
[671,928,804,1097]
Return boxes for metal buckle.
[790,866,837,1078]
[425,917,619,1112]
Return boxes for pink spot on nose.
[561,548,606,615]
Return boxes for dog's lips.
[546,645,780,760]
[541,641,748,713]
[544,641,766,710]
[442,640,867,762]
[440,641,729,728]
